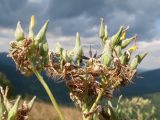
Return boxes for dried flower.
[9,16,49,76]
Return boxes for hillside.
[119,69,160,96]
[0,52,71,104]
[0,52,160,103]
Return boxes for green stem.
[83,116,92,120]
[83,89,104,120]
[89,89,104,112]
[93,113,97,120]
[84,75,106,120]
[82,76,90,120]
[31,67,65,120]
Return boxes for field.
[29,101,81,120]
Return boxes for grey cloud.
[0,0,160,40]
[46,0,160,40]
[47,0,105,19]
[0,0,49,28]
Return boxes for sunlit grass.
[30,101,82,120]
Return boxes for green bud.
[119,55,126,65]
[28,96,36,111]
[39,42,49,57]
[73,32,83,66]
[75,32,81,46]
[35,20,49,45]
[130,53,147,70]
[120,26,129,41]
[15,21,25,41]
[119,52,129,65]
[7,96,21,120]
[102,25,108,46]
[99,18,105,39]
[59,47,64,63]
[130,57,138,70]
[29,15,35,40]
[114,46,122,57]
[62,50,68,62]
[110,26,124,48]
[137,52,148,63]
[101,42,113,67]
[104,25,108,40]
[121,35,137,49]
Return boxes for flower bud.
[114,45,122,57]
[75,32,81,46]
[73,32,83,66]
[101,41,113,67]
[7,96,21,120]
[137,52,148,63]
[120,26,129,41]
[35,20,49,45]
[29,15,35,40]
[130,57,138,70]
[15,21,25,41]
[128,45,138,52]
[130,53,147,70]
[101,25,108,46]
[39,42,49,57]
[28,96,36,111]
[119,52,129,65]
[121,35,137,49]
[99,17,105,39]
[110,26,124,48]
[120,31,126,41]
[62,49,69,62]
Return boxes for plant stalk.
[90,88,104,112]
[83,89,104,120]
[31,66,65,120]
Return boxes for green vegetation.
[107,96,156,120]
[0,86,36,120]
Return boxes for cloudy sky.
[0,0,160,70]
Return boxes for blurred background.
[0,0,160,119]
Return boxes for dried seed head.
[9,16,50,76]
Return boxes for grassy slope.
[29,101,82,120]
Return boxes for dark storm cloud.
[47,0,106,19]
[46,0,160,40]
[0,0,160,40]
[0,0,48,28]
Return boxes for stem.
[83,89,104,120]
[93,114,97,120]
[83,116,92,120]
[89,89,104,112]
[82,76,90,120]
[84,75,106,120]
[31,66,65,120]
